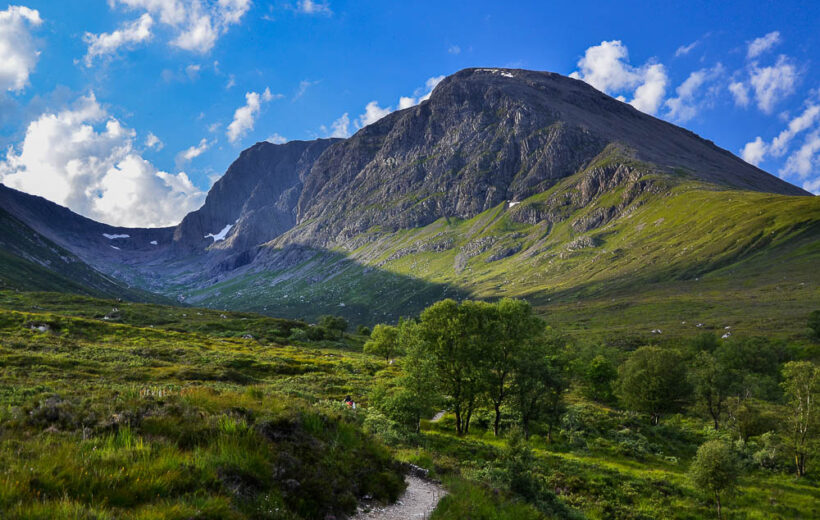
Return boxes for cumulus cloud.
[297,0,332,15]
[664,64,724,122]
[0,93,205,227]
[320,113,350,138]
[100,0,250,55]
[266,133,287,144]
[741,137,768,166]
[740,100,820,176]
[0,5,43,92]
[770,103,820,156]
[226,88,279,143]
[780,130,820,179]
[747,31,780,60]
[803,176,820,194]
[357,101,392,127]
[569,40,668,115]
[728,81,750,107]
[749,55,798,113]
[145,131,163,150]
[177,137,211,163]
[83,13,153,66]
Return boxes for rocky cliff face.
[278,68,806,248]
[172,138,338,252]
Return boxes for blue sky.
[0,0,818,227]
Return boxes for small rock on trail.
[353,476,445,520]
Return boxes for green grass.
[1,291,817,519]
[162,175,818,343]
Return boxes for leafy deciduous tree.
[617,346,690,424]
[781,361,818,477]
[688,440,741,520]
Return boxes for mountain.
[1,68,817,335]
[0,203,164,301]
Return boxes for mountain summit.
[0,68,816,329]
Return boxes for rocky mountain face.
[0,68,814,321]
[172,138,338,252]
[281,68,805,248]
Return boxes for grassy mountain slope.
[0,208,167,303]
[178,167,818,338]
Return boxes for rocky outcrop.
[172,139,338,251]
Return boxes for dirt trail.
[352,476,446,520]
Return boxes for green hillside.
[0,292,817,519]
[0,208,167,304]
[179,175,819,340]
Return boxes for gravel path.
[352,476,446,520]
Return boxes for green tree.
[808,310,820,339]
[416,299,494,435]
[688,440,741,520]
[357,325,371,337]
[486,298,544,436]
[617,346,690,424]
[364,323,401,361]
[690,351,733,430]
[511,333,567,440]
[395,319,439,432]
[317,315,348,338]
[781,361,819,476]
[583,354,618,403]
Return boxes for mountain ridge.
[0,67,816,327]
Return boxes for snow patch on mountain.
[103,233,130,239]
[205,223,233,242]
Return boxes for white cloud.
[664,65,724,122]
[448,45,461,55]
[185,64,201,80]
[770,104,820,156]
[803,176,820,194]
[266,133,287,144]
[0,5,43,92]
[569,40,668,115]
[357,101,392,127]
[293,79,319,100]
[0,93,205,227]
[728,81,750,107]
[749,55,797,113]
[226,74,236,89]
[108,0,250,54]
[321,113,350,138]
[780,130,820,179]
[741,137,767,166]
[145,132,163,150]
[747,31,780,60]
[321,75,445,138]
[631,63,668,115]
[83,13,153,66]
[674,40,699,57]
[297,0,331,15]
[226,88,278,143]
[178,137,211,162]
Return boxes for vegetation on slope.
[0,292,403,519]
[1,292,817,519]
[179,177,819,343]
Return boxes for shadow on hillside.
[185,243,473,326]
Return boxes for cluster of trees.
[367,298,567,438]
[365,300,819,482]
